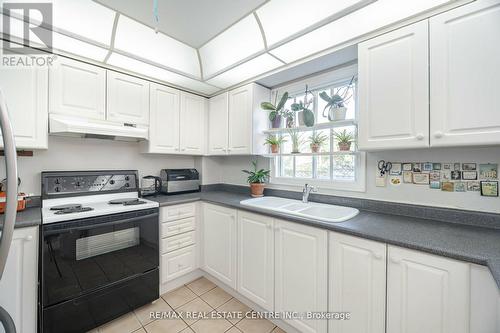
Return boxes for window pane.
[281,133,293,154]
[333,155,355,181]
[331,83,356,120]
[317,89,330,124]
[295,156,312,178]
[309,129,331,153]
[333,125,356,152]
[316,156,330,180]
[281,156,294,177]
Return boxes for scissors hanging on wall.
[378,160,392,177]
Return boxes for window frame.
[268,64,366,192]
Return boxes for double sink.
[240,196,359,223]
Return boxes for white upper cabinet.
[358,20,429,150]
[208,92,229,155]
[387,246,469,333]
[107,71,149,126]
[329,232,386,333]
[237,211,274,311]
[202,203,237,288]
[430,0,500,147]
[49,57,106,120]
[275,219,328,333]
[0,227,38,333]
[144,83,180,154]
[228,84,269,155]
[180,92,206,155]
[0,66,48,149]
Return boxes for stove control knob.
[54,179,60,184]
[125,176,130,181]
[54,187,60,192]
[109,180,115,185]
[125,183,130,188]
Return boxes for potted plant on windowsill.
[291,85,315,127]
[309,132,329,153]
[319,76,355,122]
[242,161,270,197]
[288,128,303,154]
[261,92,289,128]
[334,129,354,151]
[264,135,286,154]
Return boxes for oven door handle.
[44,212,159,234]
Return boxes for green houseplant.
[309,132,329,153]
[242,160,270,197]
[291,85,315,127]
[261,92,289,128]
[288,128,304,154]
[264,135,286,154]
[333,129,354,151]
[319,76,355,121]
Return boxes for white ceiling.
[94,0,267,48]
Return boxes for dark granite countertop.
[0,206,42,229]
[149,191,500,288]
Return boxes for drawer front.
[161,217,195,238]
[161,245,196,283]
[161,203,196,222]
[161,231,196,254]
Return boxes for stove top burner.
[50,204,82,211]
[108,198,146,206]
[54,207,94,215]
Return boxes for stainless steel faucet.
[302,184,318,203]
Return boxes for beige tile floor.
[89,277,287,333]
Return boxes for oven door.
[41,208,159,308]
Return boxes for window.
[267,65,366,192]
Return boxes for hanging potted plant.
[264,135,286,154]
[261,92,289,128]
[291,85,315,127]
[242,160,270,197]
[319,76,355,122]
[333,129,355,151]
[288,128,303,154]
[309,132,329,153]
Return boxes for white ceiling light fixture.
[107,52,221,95]
[199,14,265,79]
[114,15,201,79]
[206,53,282,89]
[270,0,457,64]
[257,0,374,47]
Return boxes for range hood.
[49,114,149,142]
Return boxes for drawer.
[160,203,196,222]
[161,231,196,254]
[161,217,195,238]
[161,245,196,283]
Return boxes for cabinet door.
[228,85,252,155]
[0,66,48,149]
[329,232,386,333]
[275,219,327,333]
[202,203,237,288]
[161,245,196,283]
[148,83,180,153]
[107,71,149,126]
[208,92,229,155]
[0,227,38,333]
[430,0,500,147]
[387,246,469,333]
[180,92,206,155]
[470,264,500,333]
[358,20,429,150]
[49,57,106,120]
[237,211,274,311]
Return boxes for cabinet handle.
[181,148,186,151]
[24,235,33,241]
[390,257,401,264]
[266,224,272,229]
[175,148,179,151]
[227,149,231,152]
[434,131,443,139]
[416,133,424,140]
[372,252,383,260]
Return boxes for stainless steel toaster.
[160,169,200,194]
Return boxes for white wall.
[200,147,500,214]
[0,136,195,195]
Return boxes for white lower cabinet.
[161,245,197,282]
[470,264,500,333]
[202,203,237,288]
[329,232,386,333]
[0,227,38,333]
[237,211,274,311]
[387,246,469,333]
[275,219,328,333]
